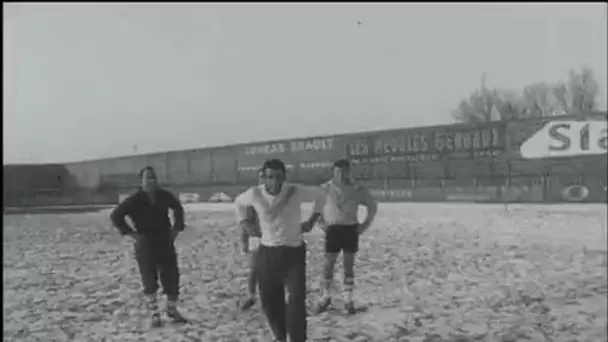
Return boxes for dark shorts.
[325,224,359,254]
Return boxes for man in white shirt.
[314,159,378,315]
[234,159,324,342]
[239,168,296,311]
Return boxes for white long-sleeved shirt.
[234,183,325,247]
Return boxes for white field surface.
[3,203,607,342]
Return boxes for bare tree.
[451,73,507,123]
[520,82,569,117]
[551,83,570,115]
[567,67,599,115]
[453,68,600,124]
[451,87,524,123]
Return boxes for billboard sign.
[346,123,504,164]
[520,120,607,159]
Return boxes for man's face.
[262,168,285,194]
[333,166,351,183]
[141,169,158,191]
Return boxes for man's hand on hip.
[170,229,180,243]
[356,223,369,235]
[242,244,250,254]
[125,232,140,243]
[301,221,314,233]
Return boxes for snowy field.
[3,203,607,342]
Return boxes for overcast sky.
[3,3,607,164]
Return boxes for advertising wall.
[5,112,606,207]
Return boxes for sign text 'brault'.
[243,138,334,156]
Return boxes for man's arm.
[359,187,378,232]
[234,189,256,238]
[110,194,137,236]
[298,185,326,232]
[240,206,260,249]
[166,190,185,232]
[240,219,250,249]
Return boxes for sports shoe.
[150,315,162,328]
[313,296,332,314]
[145,294,162,328]
[166,306,188,324]
[240,297,256,311]
[344,300,357,315]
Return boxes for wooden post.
[210,149,215,183]
[383,157,389,194]
[505,161,512,212]
[503,121,510,212]
[541,173,546,202]
[165,153,170,186]
[186,150,193,186]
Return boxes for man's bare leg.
[315,252,339,313]
[241,250,258,310]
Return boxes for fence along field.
[3,112,607,209]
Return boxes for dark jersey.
[110,189,185,239]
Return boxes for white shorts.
[248,237,261,252]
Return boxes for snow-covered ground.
[4,203,607,342]
[178,202,607,252]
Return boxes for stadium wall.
[4,112,607,208]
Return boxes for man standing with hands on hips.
[234,159,325,342]
[110,166,188,328]
[314,159,378,315]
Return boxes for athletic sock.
[166,297,188,322]
[343,276,354,302]
[320,278,333,300]
[144,293,160,319]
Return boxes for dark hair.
[261,159,286,174]
[139,166,156,178]
[333,158,351,169]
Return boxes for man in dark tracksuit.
[110,166,188,328]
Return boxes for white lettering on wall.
[290,138,334,153]
[243,138,334,156]
[243,143,287,156]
